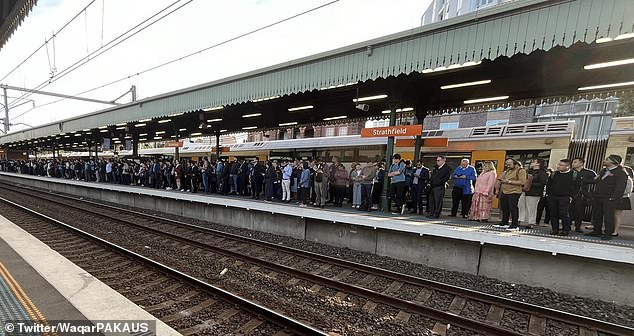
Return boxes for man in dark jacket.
[410,160,430,215]
[585,155,628,240]
[427,156,452,219]
[251,158,264,199]
[546,159,576,236]
[570,157,597,232]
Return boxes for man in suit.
[410,160,430,215]
[585,155,628,240]
[427,156,452,219]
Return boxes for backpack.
[522,170,533,192]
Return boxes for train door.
[471,150,506,208]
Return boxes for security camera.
[355,104,370,112]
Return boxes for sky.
[0,0,430,133]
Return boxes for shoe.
[448,214,457,217]
[493,224,509,229]
[611,233,619,237]
[392,211,400,215]
[575,228,584,233]
[401,205,406,215]
[320,205,325,209]
[558,231,569,236]
[480,219,488,223]
[550,231,559,235]
[601,235,613,241]
[584,232,601,237]
[506,226,519,232]
[462,215,467,218]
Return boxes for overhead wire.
[8,0,193,111]
[0,0,98,83]
[10,0,341,122]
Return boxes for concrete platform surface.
[0,214,180,336]
[2,172,632,265]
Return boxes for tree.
[615,92,634,117]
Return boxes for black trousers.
[361,184,373,210]
[334,185,346,206]
[500,193,521,227]
[430,185,446,216]
[536,196,550,224]
[389,181,406,210]
[451,187,473,216]
[252,178,263,198]
[591,198,616,236]
[410,184,424,213]
[570,196,587,229]
[299,186,311,204]
[549,195,572,233]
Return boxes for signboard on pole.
[360,124,423,138]
[165,141,184,148]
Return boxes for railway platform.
[1,171,633,306]
[0,214,179,336]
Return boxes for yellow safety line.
[0,261,47,323]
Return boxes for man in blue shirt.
[282,160,293,203]
[450,158,477,218]
[388,154,407,215]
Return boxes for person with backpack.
[493,158,527,231]
[545,159,576,236]
[518,158,548,229]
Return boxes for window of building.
[439,122,459,130]
[325,127,335,137]
[366,119,390,128]
[338,127,348,136]
[486,119,509,126]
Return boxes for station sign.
[165,141,184,148]
[360,124,422,138]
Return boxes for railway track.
[1,181,633,336]
[0,195,326,336]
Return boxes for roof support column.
[380,103,397,212]
[132,134,139,158]
[413,107,427,163]
[215,131,221,160]
[2,87,9,134]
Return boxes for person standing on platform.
[410,160,430,215]
[371,162,385,210]
[313,160,327,208]
[264,160,276,202]
[282,160,293,203]
[469,161,497,222]
[332,163,349,207]
[105,159,113,183]
[251,158,264,200]
[360,160,377,211]
[518,158,548,229]
[174,160,183,191]
[215,159,224,194]
[350,163,363,209]
[239,158,249,196]
[494,158,527,231]
[570,157,597,232]
[387,154,407,215]
[450,159,476,218]
[201,159,210,193]
[545,159,575,236]
[427,156,452,219]
[299,161,311,207]
[586,155,628,240]
[612,165,633,237]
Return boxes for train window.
[439,122,459,130]
[342,150,354,162]
[486,119,509,126]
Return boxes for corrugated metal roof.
[2,0,632,144]
[0,0,38,51]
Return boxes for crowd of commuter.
[1,153,631,240]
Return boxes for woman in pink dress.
[469,161,497,222]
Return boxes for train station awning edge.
[0,0,38,51]
[1,0,632,145]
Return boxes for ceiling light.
[596,37,613,43]
[124,136,132,139]
[464,96,509,104]
[382,107,414,114]
[168,112,184,117]
[578,81,634,91]
[220,129,227,132]
[98,126,108,129]
[74,133,82,137]
[156,131,166,135]
[139,133,147,136]
[170,135,176,138]
[353,94,388,102]
[203,106,224,111]
[59,133,66,135]
[279,122,298,126]
[158,119,171,124]
[323,116,347,121]
[134,123,146,127]
[116,123,127,126]
[207,118,222,122]
[190,132,202,136]
[584,58,634,70]
[153,136,162,140]
[615,32,634,41]
[64,135,70,138]
[242,126,257,130]
[100,129,108,133]
[178,128,187,131]
[138,118,151,122]
[242,113,262,118]
[288,105,313,111]
[139,138,147,141]
[318,82,356,90]
[83,129,91,131]
[252,95,280,103]
[116,126,126,130]
[441,80,492,90]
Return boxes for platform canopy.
[0,0,37,51]
[2,0,634,151]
